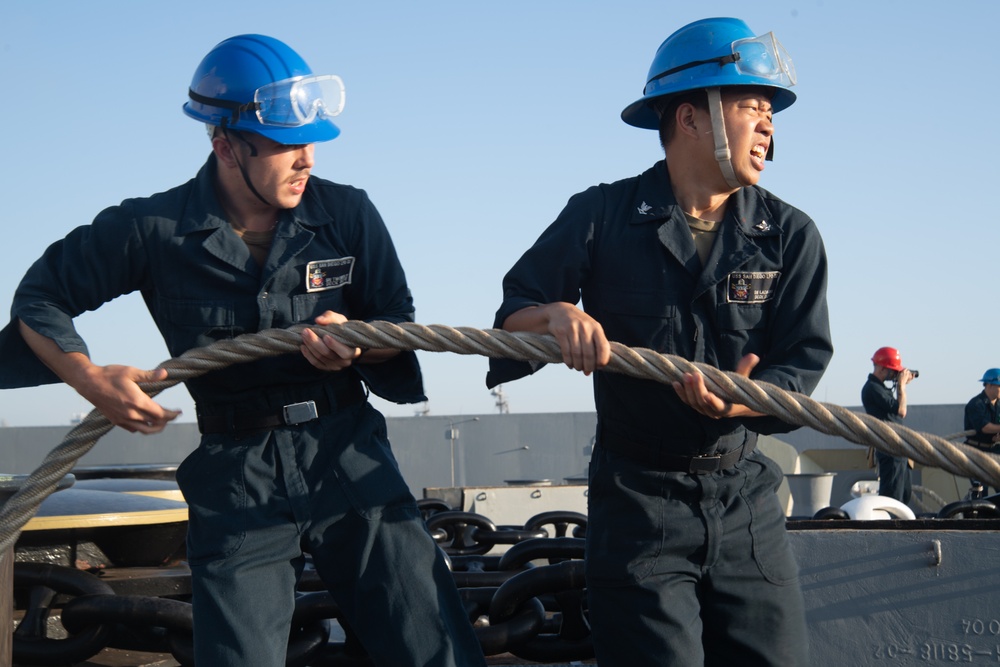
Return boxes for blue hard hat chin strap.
[707,87,742,190]
[222,127,274,208]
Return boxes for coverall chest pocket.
[293,291,347,322]
[156,298,243,357]
[716,303,769,364]
[597,288,678,353]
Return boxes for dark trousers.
[585,445,808,667]
[176,402,485,667]
[875,451,912,504]
[966,440,998,496]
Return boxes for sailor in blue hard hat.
[489,16,830,667]
[2,34,487,667]
[964,368,1000,494]
[966,369,1000,448]
[183,34,344,213]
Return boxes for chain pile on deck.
[9,504,595,666]
[15,495,1000,667]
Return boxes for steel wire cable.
[3,320,998,553]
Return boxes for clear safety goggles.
[646,32,796,92]
[253,74,345,127]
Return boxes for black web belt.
[197,382,367,435]
[598,425,755,474]
[966,438,1000,453]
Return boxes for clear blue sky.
[2,1,998,426]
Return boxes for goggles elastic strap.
[707,88,742,190]
[188,89,261,124]
[645,53,740,94]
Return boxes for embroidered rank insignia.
[727,271,780,304]
[305,257,355,293]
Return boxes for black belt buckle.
[689,454,722,475]
[283,400,319,426]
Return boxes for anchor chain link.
[11,499,1000,665]
[9,509,593,665]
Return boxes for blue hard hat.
[622,17,797,130]
[981,369,1000,385]
[183,34,342,145]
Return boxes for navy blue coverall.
[488,160,833,667]
[964,390,1000,493]
[0,155,486,667]
[965,391,1000,448]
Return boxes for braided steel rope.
[2,320,998,552]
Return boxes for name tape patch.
[727,271,780,304]
[306,257,355,293]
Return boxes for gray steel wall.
[0,405,965,498]
[0,413,599,497]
